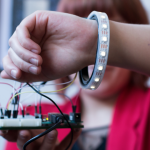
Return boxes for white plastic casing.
[0,116,42,127]
[79,11,110,90]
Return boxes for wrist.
[84,19,98,66]
[79,12,110,90]
[108,21,122,66]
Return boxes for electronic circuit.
[0,113,83,130]
[0,75,82,150]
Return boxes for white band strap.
[79,11,110,90]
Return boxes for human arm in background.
[1,11,150,82]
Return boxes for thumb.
[39,130,58,150]
[56,129,81,150]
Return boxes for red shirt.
[5,86,150,150]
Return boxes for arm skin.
[1,11,98,82]
[108,21,150,76]
[1,11,150,82]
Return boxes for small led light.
[95,78,100,82]
[101,15,106,19]
[91,86,95,89]
[102,37,107,42]
[98,66,103,71]
[80,12,110,90]
[100,51,106,57]
[102,24,107,29]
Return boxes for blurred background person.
[55,1,150,150]
[1,0,149,150]
[57,0,150,22]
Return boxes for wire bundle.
[25,83,73,150]
[0,73,78,150]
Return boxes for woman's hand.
[0,129,81,150]
[1,11,97,82]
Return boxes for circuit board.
[0,122,84,130]
[0,125,84,130]
[0,115,84,130]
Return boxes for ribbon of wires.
[23,83,73,150]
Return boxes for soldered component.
[69,113,81,123]
[48,113,69,124]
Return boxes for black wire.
[35,82,47,114]
[23,119,62,150]
[40,81,47,85]
[0,108,3,116]
[36,82,47,110]
[26,83,73,150]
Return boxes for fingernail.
[31,49,38,53]
[48,130,57,140]
[29,66,38,74]
[11,70,17,79]
[30,58,38,66]
[0,130,8,135]
[19,131,29,140]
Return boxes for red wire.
[3,82,27,109]
[0,82,16,90]
[4,83,24,109]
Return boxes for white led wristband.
[79,11,110,90]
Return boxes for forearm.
[1,11,150,82]
[107,21,150,75]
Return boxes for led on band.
[79,11,110,90]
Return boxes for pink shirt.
[5,86,150,150]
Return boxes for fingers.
[17,129,45,150]
[56,129,81,150]
[1,54,47,82]
[17,130,32,150]
[0,130,18,142]
[17,130,44,150]
[2,55,22,79]
[9,33,42,67]
[8,31,42,76]
[2,47,42,79]
[5,11,46,80]
[14,13,41,53]
[0,130,8,135]
[0,70,15,80]
[2,53,41,80]
[39,130,58,150]
[8,48,41,74]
